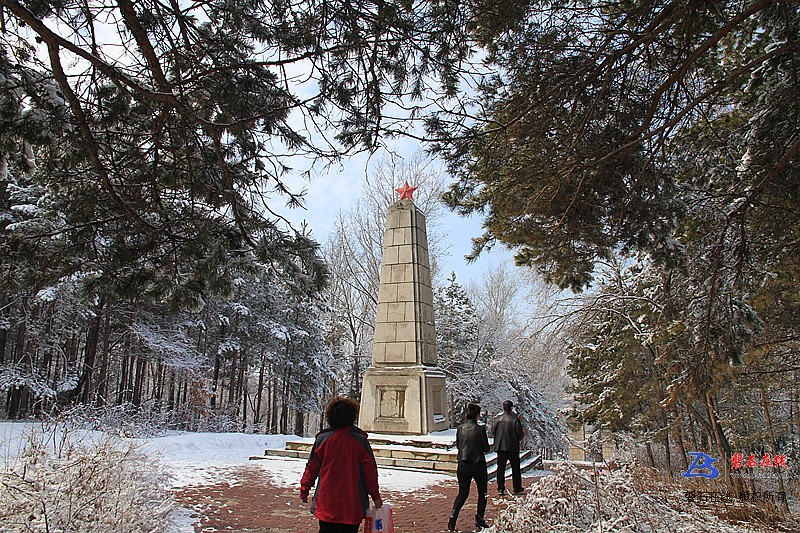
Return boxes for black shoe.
[475,515,488,530]
[497,488,506,496]
[448,515,457,531]
[512,487,525,495]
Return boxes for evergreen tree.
[435,272,484,424]
[0,0,475,306]
[0,0,473,423]
[423,0,799,484]
[435,271,563,450]
[433,1,799,294]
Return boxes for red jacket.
[300,426,381,525]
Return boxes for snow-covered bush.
[487,462,797,533]
[0,426,173,532]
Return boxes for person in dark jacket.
[491,399,525,496]
[300,396,382,533]
[448,402,490,531]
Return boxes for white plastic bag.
[364,503,394,533]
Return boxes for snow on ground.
[136,431,296,488]
[1,421,457,493]
[143,430,455,493]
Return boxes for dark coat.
[491,411,524,453]
[456,419,490,463]
[299,426,381,525]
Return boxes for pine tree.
[435,272,486,424]
[0,0,475,306]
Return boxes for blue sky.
[277,147,515,286]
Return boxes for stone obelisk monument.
[359,182,448,435]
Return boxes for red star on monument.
[396,181,418,201]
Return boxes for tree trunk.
[255,352,266,425]
[79,312,102,404]
[212,323,224,409]
[350,352,359,398]
[127,352,136,403]
[0,327,7,364]
[685,404,699,450]
[96,306,111,405]
[270,372,279,433]
[280,366,291,434]
[117,333,130,405]
[645,442,655,468]
[154,359,164,402]
[168,371,176,410]
[235,350,246,417]
[705,392,743,495]
[242,386,248,430]
[133,354,145,406]
[760,386,789,512]
[295,407,305,437]
[13,320,26,364]
[673,405,689,471]
[228,348,237,408]
[7,387,21,418]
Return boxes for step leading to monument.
[250,435,542,477]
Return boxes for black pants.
[319,520,359,533]
[451,460,488,519]
[495,450,523,493]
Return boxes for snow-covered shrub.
[486,462,797,533]
[0,426,173,532]
[202,409,241,433]
[47,402,169,438]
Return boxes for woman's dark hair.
[465,402,481,421]
[325,396,359,429]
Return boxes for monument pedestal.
[360,366,448,435]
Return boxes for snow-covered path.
[1,422,467,532]
[137,430,459,531]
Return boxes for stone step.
[487,450,542,480]
[284,436,455,452]
[273,443,499,464]
[283,441,459,462]
[368,437,454,450]
[252,448,459,473]
[253,443,542,477]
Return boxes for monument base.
[359,366,448,435]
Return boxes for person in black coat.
[491,399,525,495]
[448,402,490,531]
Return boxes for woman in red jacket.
[300,396,383,533]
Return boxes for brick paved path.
[175,463,530,533]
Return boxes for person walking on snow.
[300,396,382,533]
[492,400,525,496]
[448,402,491,532]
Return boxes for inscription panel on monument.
[378,387,406,418]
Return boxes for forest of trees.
[432,0,800,494]
[1,0,798,496]
[0,0,478,432]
